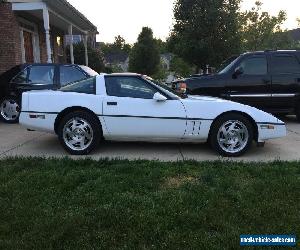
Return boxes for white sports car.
[19,73,286,156]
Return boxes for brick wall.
[0,3,22,74]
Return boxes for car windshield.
[79,65,99,77]
[142,76,183,99]
[217,55,240,74]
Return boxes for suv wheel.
[210,113,254,157]
[58,111,102,155]
[0,96,20,123]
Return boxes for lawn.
[0,158,299,249]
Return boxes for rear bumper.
[257,123,287,142]
[19,112,57,133]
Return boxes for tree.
[170,56,194,77]
[240,1,293,51]
[169,0,242,71]
[100,35,131,56]
[67,42,105,73]
[129,27,160,76]
[155,39,168,54]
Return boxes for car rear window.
[60,77,96,95]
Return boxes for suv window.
[105,76,157,99]
[60,77,96,94]
[271,54,300,74]
[60,66,87,86]
[238,56,267,75]
[28,66,55,84]
[11,68,28,84]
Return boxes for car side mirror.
[153,92,167,102]
[233,67,244,79]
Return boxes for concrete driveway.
[0,116,299,161]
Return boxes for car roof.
[242,50,300,56]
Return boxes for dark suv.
[0,63,98,123]
[173,50,300,121]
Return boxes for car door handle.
[107,102,118,106]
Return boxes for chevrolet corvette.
[19,73,286,156]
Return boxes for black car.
[173,50,300,121]
[0,63,98,123]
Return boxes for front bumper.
[257,122,287,142]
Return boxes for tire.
[210,113,254,157]
[0,96,20,123]
[57,111,102,155]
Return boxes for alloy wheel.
[62,117,94,151]
[217,120,249,154]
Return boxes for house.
[0,0,98,74]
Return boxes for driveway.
[0,116,300,161]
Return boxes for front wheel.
[58,111,102,155]
[210,113,254,157]
[0,96,20,123]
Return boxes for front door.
[102,76,187,139]
[226,54,272,111]
[23,31,34,63]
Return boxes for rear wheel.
[0,96,20,123]
[210,113,254,157]
[58,111,102,155]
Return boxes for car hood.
[181,95,284,125]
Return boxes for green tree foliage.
[100,35,131,56]
[66,42,105,73]
[129,27,160,76]
[169,0,242,71]
[170,56,194,78]
[240,1,293,51]
[155,39,168,54]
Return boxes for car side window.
[28,66,55,85]
[271,54,300,74]
[11,68,28,84]
[238,56,267,75]
[105,76,157,99]
[60,66,87,86]
[60,77,96,94]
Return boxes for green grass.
[0,158,299,250]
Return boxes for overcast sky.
[68,0,299,43]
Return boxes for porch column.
[42,7,52,63]
[83,34,89,66]
[68,25,74,64]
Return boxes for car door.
[102,76,187,139]
[270,53,300,112]
[226,54,272,111]
[59,65,88,87]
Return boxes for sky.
[68,0,300,44]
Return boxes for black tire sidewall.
[0,96,20,123]
[210,113,254,157]
[57,111,102,155]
